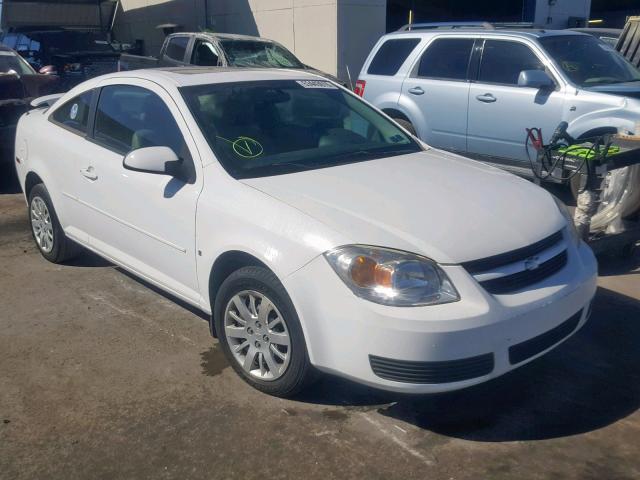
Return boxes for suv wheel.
[393,118,417,136]
[214,266,316,397]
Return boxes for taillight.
[354,80,366,97]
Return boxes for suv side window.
[191,39,220,66]
[51,91,93,134]
[94,85,187,158]
[478,40,545,86]
[165,36,189,62]
[417,38,475,81]
[367,38,420,76]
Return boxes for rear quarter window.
[367,38,421,76]
[50,91,93,134]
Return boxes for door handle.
[80,166,98,181]
[408,86,425,95]
[476,93,497,103]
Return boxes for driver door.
[75,78,203,304]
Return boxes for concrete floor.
[1,178,640,479]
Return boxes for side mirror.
[518,70,555,90]
[39,65,57,75]
[123,146,180,175]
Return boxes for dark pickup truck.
[119,32,345,85]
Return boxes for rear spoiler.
[31,93,64,109]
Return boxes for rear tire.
[214,266,316,397]
[28,184,81,263]
[393,118,417,137]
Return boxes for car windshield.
[181,80,421,179]
[540,35,640,86]
[220,40,305,69]
[0,51,35,75]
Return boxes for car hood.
[585,82,640,100]
[241,150,565,264]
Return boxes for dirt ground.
[1,174,640,480]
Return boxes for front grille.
[509,309,582,364]
[462,230,567,295]
[462,230,563,274]
[369,353,494,384]
[479,250,568,295]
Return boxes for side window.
[93,85,187,158]
[1,33,18,49]
[191,40,220,66]
[479,40,545,86]
[367,38,421,76]
[165,36,189,62]
[417,38,475,81]
[51,91,93,133]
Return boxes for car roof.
[174,32,277,43]
[388,28,589,41]
[84,67,326,88]
[0,45,17,53]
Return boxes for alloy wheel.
[30,197,54,253]
[223,290,291,381]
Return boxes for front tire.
[214,266,315,397]
[28,184,80,263]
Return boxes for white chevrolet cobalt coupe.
[15,68,597,397]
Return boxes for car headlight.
[553,196,581,247]
[324,245,459,307]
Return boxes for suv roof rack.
[398,21,535,32]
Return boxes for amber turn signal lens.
[350,256,393,288]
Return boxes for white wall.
[208,0,339,76]
[115,0,206,55]
[534,0,591,28]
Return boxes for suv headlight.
[553,196,581,247]
[324,245,459,306]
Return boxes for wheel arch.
[382,108,412,123]
[577,126,619,140]
[207,250,270,337]
[24,171,44,199]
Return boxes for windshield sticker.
[231,137,264,158]
[296,80,337,89]
[70,103,79,120]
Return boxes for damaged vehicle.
[119,32,344,85]
[15,68,596,397]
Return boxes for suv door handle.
[80,166,98,181]
[476,93,497,103]
[408,86,425,95]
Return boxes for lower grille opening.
[369,353,494,384]
[509,309,582,365]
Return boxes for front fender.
[568,101,638,138]
[195,170,350,310]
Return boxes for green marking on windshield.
[216,135,264,159]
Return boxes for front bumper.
[283,240,598,393]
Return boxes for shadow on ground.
[297,286,640,441]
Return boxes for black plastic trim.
[462,230,563,274]
[369,352,494,384]
[479,250,567,295]
[509,309,582,364]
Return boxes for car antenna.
[345,65,354,91]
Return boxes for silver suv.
[357,24,640,178]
